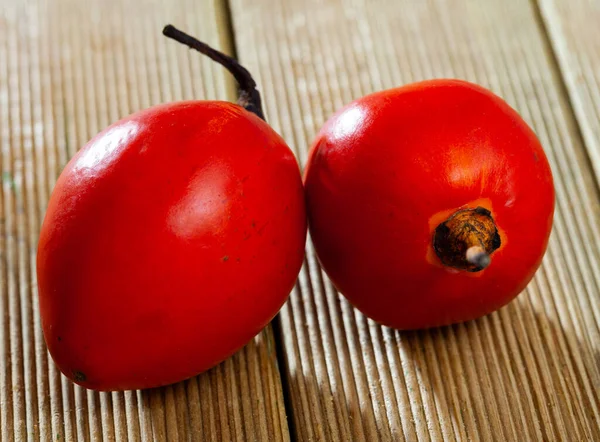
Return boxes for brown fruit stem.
[162,24,265,120]
[433,206,501,272]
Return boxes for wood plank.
[538,0,600,189]
[0,0,289,440]
[229,0,600,440]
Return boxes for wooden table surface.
[1,0,599,440]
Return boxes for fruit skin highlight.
[304,79,555,330]
[37,27,306,391]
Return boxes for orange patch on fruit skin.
[425,197,506,276]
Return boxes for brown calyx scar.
[433,206,501,272]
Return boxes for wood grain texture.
[229,0,600,440]
[0,0,289,440]
[539,0,600,188]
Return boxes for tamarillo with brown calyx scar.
[304,79,555,330]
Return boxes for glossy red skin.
[304,79,555,330]
[37,101,306,391]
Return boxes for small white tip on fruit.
[466,246,491,270]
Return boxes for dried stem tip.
[466,246,491,270]
[162,24,265,120]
